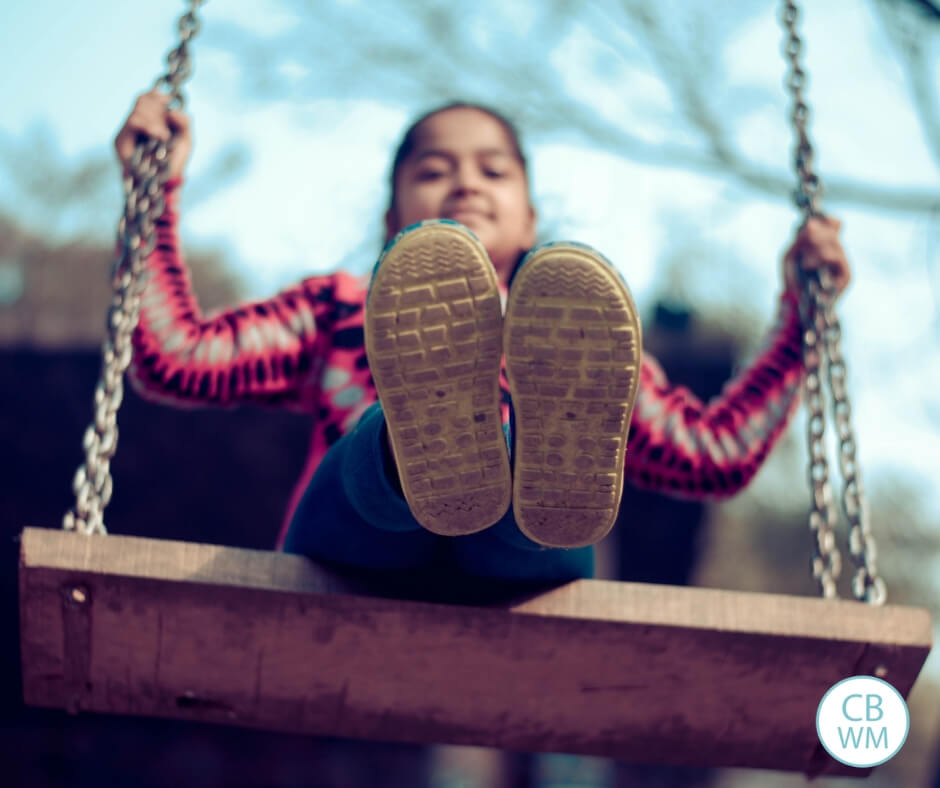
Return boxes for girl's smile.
[385,106,536,286]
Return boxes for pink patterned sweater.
[129,178,805,549]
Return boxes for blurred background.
[2,0,939,785]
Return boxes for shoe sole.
[365,222,511,536]
[504,244,642,548]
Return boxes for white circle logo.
[816,676,910,768]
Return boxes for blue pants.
[283,402,594,582]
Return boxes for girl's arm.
[625,291,803,499]
[127,176,352,413]
[115,90,351,413]
[625,216,852,499]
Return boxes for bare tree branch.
[0,124,250,240]
[872,0,940,169]
[201,0,939,215]
[900,0,940,21]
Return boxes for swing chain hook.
[63,0,207,537]
[780,0,885,605]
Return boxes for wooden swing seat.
[18,526,931,777]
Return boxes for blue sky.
[2,2,939,530]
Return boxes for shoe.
[365,219,511,536]
[504,241,642,548]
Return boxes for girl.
[116,90,851,582]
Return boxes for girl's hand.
[114,89,192,181]
[782,215,851,300]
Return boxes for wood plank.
[19,527,932,777]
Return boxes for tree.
[198,0,939,213]
[0,207,245,347]
[0,121,250,243]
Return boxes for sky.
[1,2,938,531]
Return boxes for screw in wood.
[63,585,88,605]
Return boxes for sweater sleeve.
[127,176,336,413]
[625,292,804,499]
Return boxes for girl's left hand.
[782,215,851,300]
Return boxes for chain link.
[63,0,207,537]
[822,294,886,604]
[780,0,885,604]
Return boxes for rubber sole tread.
[365,223,511,536]
[505,245,642,548]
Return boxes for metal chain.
[823,295,885,604]
[63,0,207,536]
[780,0,886,604]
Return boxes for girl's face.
[386,107,536,284]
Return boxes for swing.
[18,0,931,778]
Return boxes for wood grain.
[19,527,932,777]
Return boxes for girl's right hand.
[114,89,192,180]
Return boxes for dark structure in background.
[614,302,729,588]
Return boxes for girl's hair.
[387,101,529,212]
